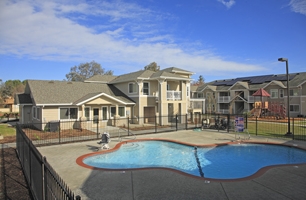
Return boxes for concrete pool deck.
[37,130,306,200]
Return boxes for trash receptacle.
[49,121,59,132]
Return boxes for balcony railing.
[167,91,181,101]
[189,99,205,110]
[218,96,230,103]
[248,96,255,103]
[217,109,229,114]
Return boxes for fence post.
[217,114,220,132]
[155,115,157,133]
[58,120,61,144]
[128,117,130,136]
[96,119,99,139]
[292,117,295,140]
[256,117,258,136]
[43,157,47,200]
[245,113,248,129]
[227,114,230,133]
[176,114,178,131]
[185,114,188,130]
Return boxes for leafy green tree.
[198,75,205,84]
[0,80,25,101]
[191,75,205,86]
[144,62,160,72]
[66,61,113,81]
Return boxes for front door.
[93,108,99,124]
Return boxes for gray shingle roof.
[198,72,305,92]
[84,75,117,83]
[110,70,155,83]
[110,67,193,84]
[15,93,32,105]
[26,80,134,105]
[161,67,194,74]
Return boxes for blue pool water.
[83,141,306,179]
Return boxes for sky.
[0,0,306,83]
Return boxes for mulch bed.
[0,147,33,200]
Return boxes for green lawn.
[246,121,306,139]
[0,124,16,136]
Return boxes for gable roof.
[110,68,192,84]
[15,93,33,105]
[84,75,117,83]
[26,80,134,106]
[161,67,194,75]
[110,70,155,83]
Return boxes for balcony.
[248,96,255,103]
[167,91,182,101]
[218,96,230,103]
[217,109,229,114]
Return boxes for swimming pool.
[77,140,306,180]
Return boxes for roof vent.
[48,81,54,83]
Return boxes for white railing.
[248,96,255,103]
[189,99,204,109]
[218,96,230,103]
[167,91,181,100]
[217,109,229,114]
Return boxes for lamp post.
[278,58,291,135]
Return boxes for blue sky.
[0,0,305,83]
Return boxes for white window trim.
[279,89,284,98]
[143,82,150,95]
[290,104,299,112]
[84,106,91,121]
[59,107,78,121]
[118,106,126,117]
[187,86,189,97]
[128,82,137,94]
[32,106,41,121]
[289,89,299,96]
[270,89,278,99]
[110,106,126,118]
[101,106,108,121]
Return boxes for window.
[270,89,278,99]
[32,106,40,119]
[290,105,299,112]
[60,108,77,120]
[289,89,298,96]
[197,93,204,98]
[279,89,284,98]
[32,107,36,118]
[85,107,90,121]
[102,107,108,120]
[128,83,137,93]
[110,106,125,118]
[143,82,149,95]
[187,86,189,97]
[118,107,125,117]
[36,107,40,119]
[110,107,116,118]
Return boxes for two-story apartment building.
[192,72,306,117]
[15,67,203,130]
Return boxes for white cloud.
[217,0,236,9]
[0,0,263,77]
[289,0,306,15]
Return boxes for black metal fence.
[16,124,81,200]
[14,113,306,199]
[19,114,306,147]
[201,113,306,141]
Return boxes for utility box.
[49,121,59,132]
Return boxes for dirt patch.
[0,147,33,200]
